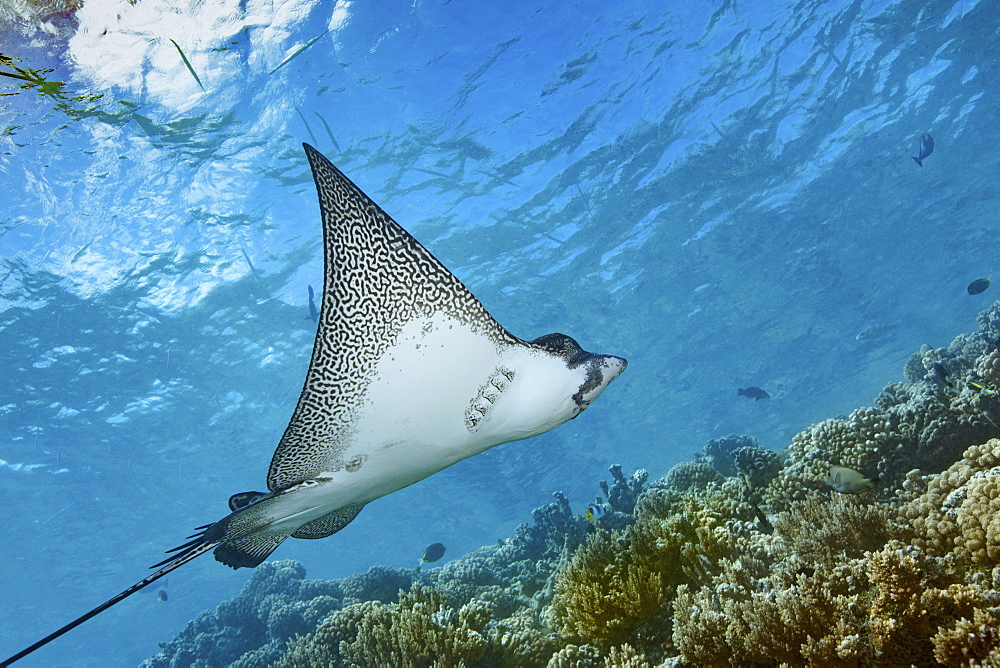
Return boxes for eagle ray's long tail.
[0,532,221,667]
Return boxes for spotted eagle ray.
[1,144,626,665]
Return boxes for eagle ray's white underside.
[262,312,582,531]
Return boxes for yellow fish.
[826,466,875,494]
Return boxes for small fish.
[968,278,990,295]
[911,132,934,167]
[307,285,318,323]
[312,112,341,153]
[826,465,875,494]
[855,322,897,341]
[295,107,319,146]
[156,590,168,602]
[168,39,205,92]
[270,29,330,75]
[752,506,773,534]
[417,543,446,570]
[584,504,607,522]
[738,386,770,401]
[930,361,954,388]
[968,380,998,397]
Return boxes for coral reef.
[141,560,343,668]
[657,460,724,493]
[146,301,1000,667]
[598,464,648,515]
[702,433,758,477]
[279,583,493,667]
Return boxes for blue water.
[0,0,995,664]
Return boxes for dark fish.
[156,590,168,602]
[931,362,954,388]
[307,285,318,323]
[968,278,990,295]
[752,506,773,534]
[912,132,933,167]
[417,542,446,569]
[738,387,770,400]
[169,39,206,92]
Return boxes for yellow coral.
[278,584,490,667]
[603,643,651,667]
[546,486,755,649]
[544,529,664,644]
[866,541,997,665]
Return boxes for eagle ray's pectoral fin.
[291,503,365,539]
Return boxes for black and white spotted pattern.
[266,145,520,491]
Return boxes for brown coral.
[932,608,1000,666]
[906,439,1000,565]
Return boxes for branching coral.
[545,484,758,652]
[598,465,648,514]
[281,584,492,667]
[774,494,910,565]
[544,528,665,644]
[931,607,1000,665]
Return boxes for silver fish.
[912,132,933,168]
